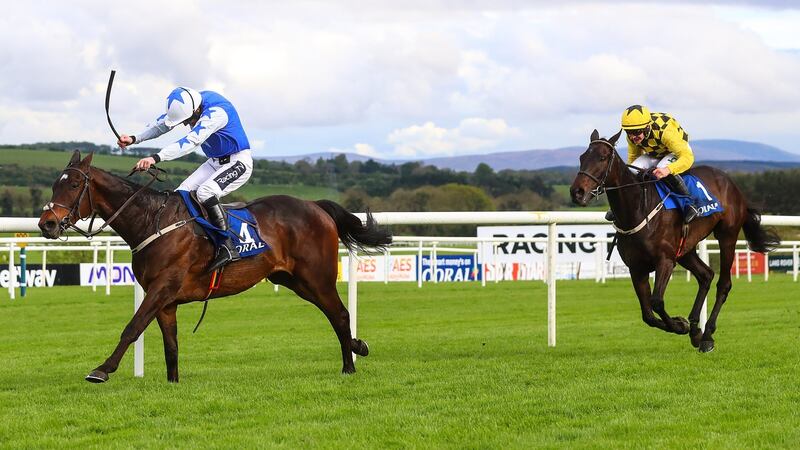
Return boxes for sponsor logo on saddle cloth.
[177,190,270,258]
[227,212,269,257]
[655,174,724,219]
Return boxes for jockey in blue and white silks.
[118,87,253,271]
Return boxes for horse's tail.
[742,207,781,253]
[315,200,392,254]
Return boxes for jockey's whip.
[105,70,121,141]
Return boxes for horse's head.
[569,129,622,206]
[39,150,94,239]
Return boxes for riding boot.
[605,210,615,222]
[203,196,241,272]
[663,174,699,223]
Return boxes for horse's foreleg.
[156,304,179,382]
[630,269,670,332]
[86,284,177,383]
[677,250,715,348]
[650,261,689,334]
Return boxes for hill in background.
[261,139,800,172]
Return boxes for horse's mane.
[92,166,170,211]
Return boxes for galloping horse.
[38,151,392,382]
[570,130,779,352]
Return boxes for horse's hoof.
[672,317,690,335]
[358,340,369,357]
[351,339,369,357]
[342,366,356,375]
[85,370,109,383]
[690,331,702,348]
[699,341,715,353]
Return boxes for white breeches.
[629,152,678,174]
[177,150,253,202]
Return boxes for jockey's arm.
[662,127,694,174]
[130,114,171,145]
[152,107,229,163]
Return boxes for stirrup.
[207,244,241,273]
[684,205,699,224]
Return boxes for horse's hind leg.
[156,304,179,382]
[699,232,738,352]
[677,250,715,348]
[281,271,361,374]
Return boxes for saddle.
[187,191,248,221]
[178,190,270,258]
[654,174,723,219]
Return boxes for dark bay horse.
[38,151,392,382]
[570,130,780,352]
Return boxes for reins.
[43,166,167,239]
[577,139,666,235]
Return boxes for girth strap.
[611,194,671,235]
[130,219,194,254]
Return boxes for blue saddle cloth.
[177,190,270,257]
[654,174,724,218]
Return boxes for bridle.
[577,139,661,199]
[43,165,165,239]
[576,140,618,199]
[576,138,674,236]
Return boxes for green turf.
[1,278,798,448]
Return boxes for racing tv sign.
[477,225,625,280]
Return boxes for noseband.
[576,139,617,199]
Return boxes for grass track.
[1,278,798,448]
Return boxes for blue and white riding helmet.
[164,87,202,127]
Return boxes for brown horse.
[570,130,780,352]
[38,150,392,382]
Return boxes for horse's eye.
[71,182,80,189]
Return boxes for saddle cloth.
[177,190,270,257]
[654,174,724,218]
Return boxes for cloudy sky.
[1,0,799,160]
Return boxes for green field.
[0,148,339,202]
[1,278,798,448]
[0,148,199,173]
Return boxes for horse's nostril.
[41,220,57,233]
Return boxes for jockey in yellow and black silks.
[619,104,700,223]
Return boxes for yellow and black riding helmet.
[621,104,653,138]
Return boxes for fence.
[3,212,799,378]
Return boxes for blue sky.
[1,1,799,160]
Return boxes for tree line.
[1,145,798,225]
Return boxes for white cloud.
[0,1,798,156]
[388,118,521,157]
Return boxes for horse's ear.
[590,129,599,142]
[609,129,623,146]
[69,149,81,166]
[81,151,94,167]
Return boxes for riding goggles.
[625,127,648,137]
